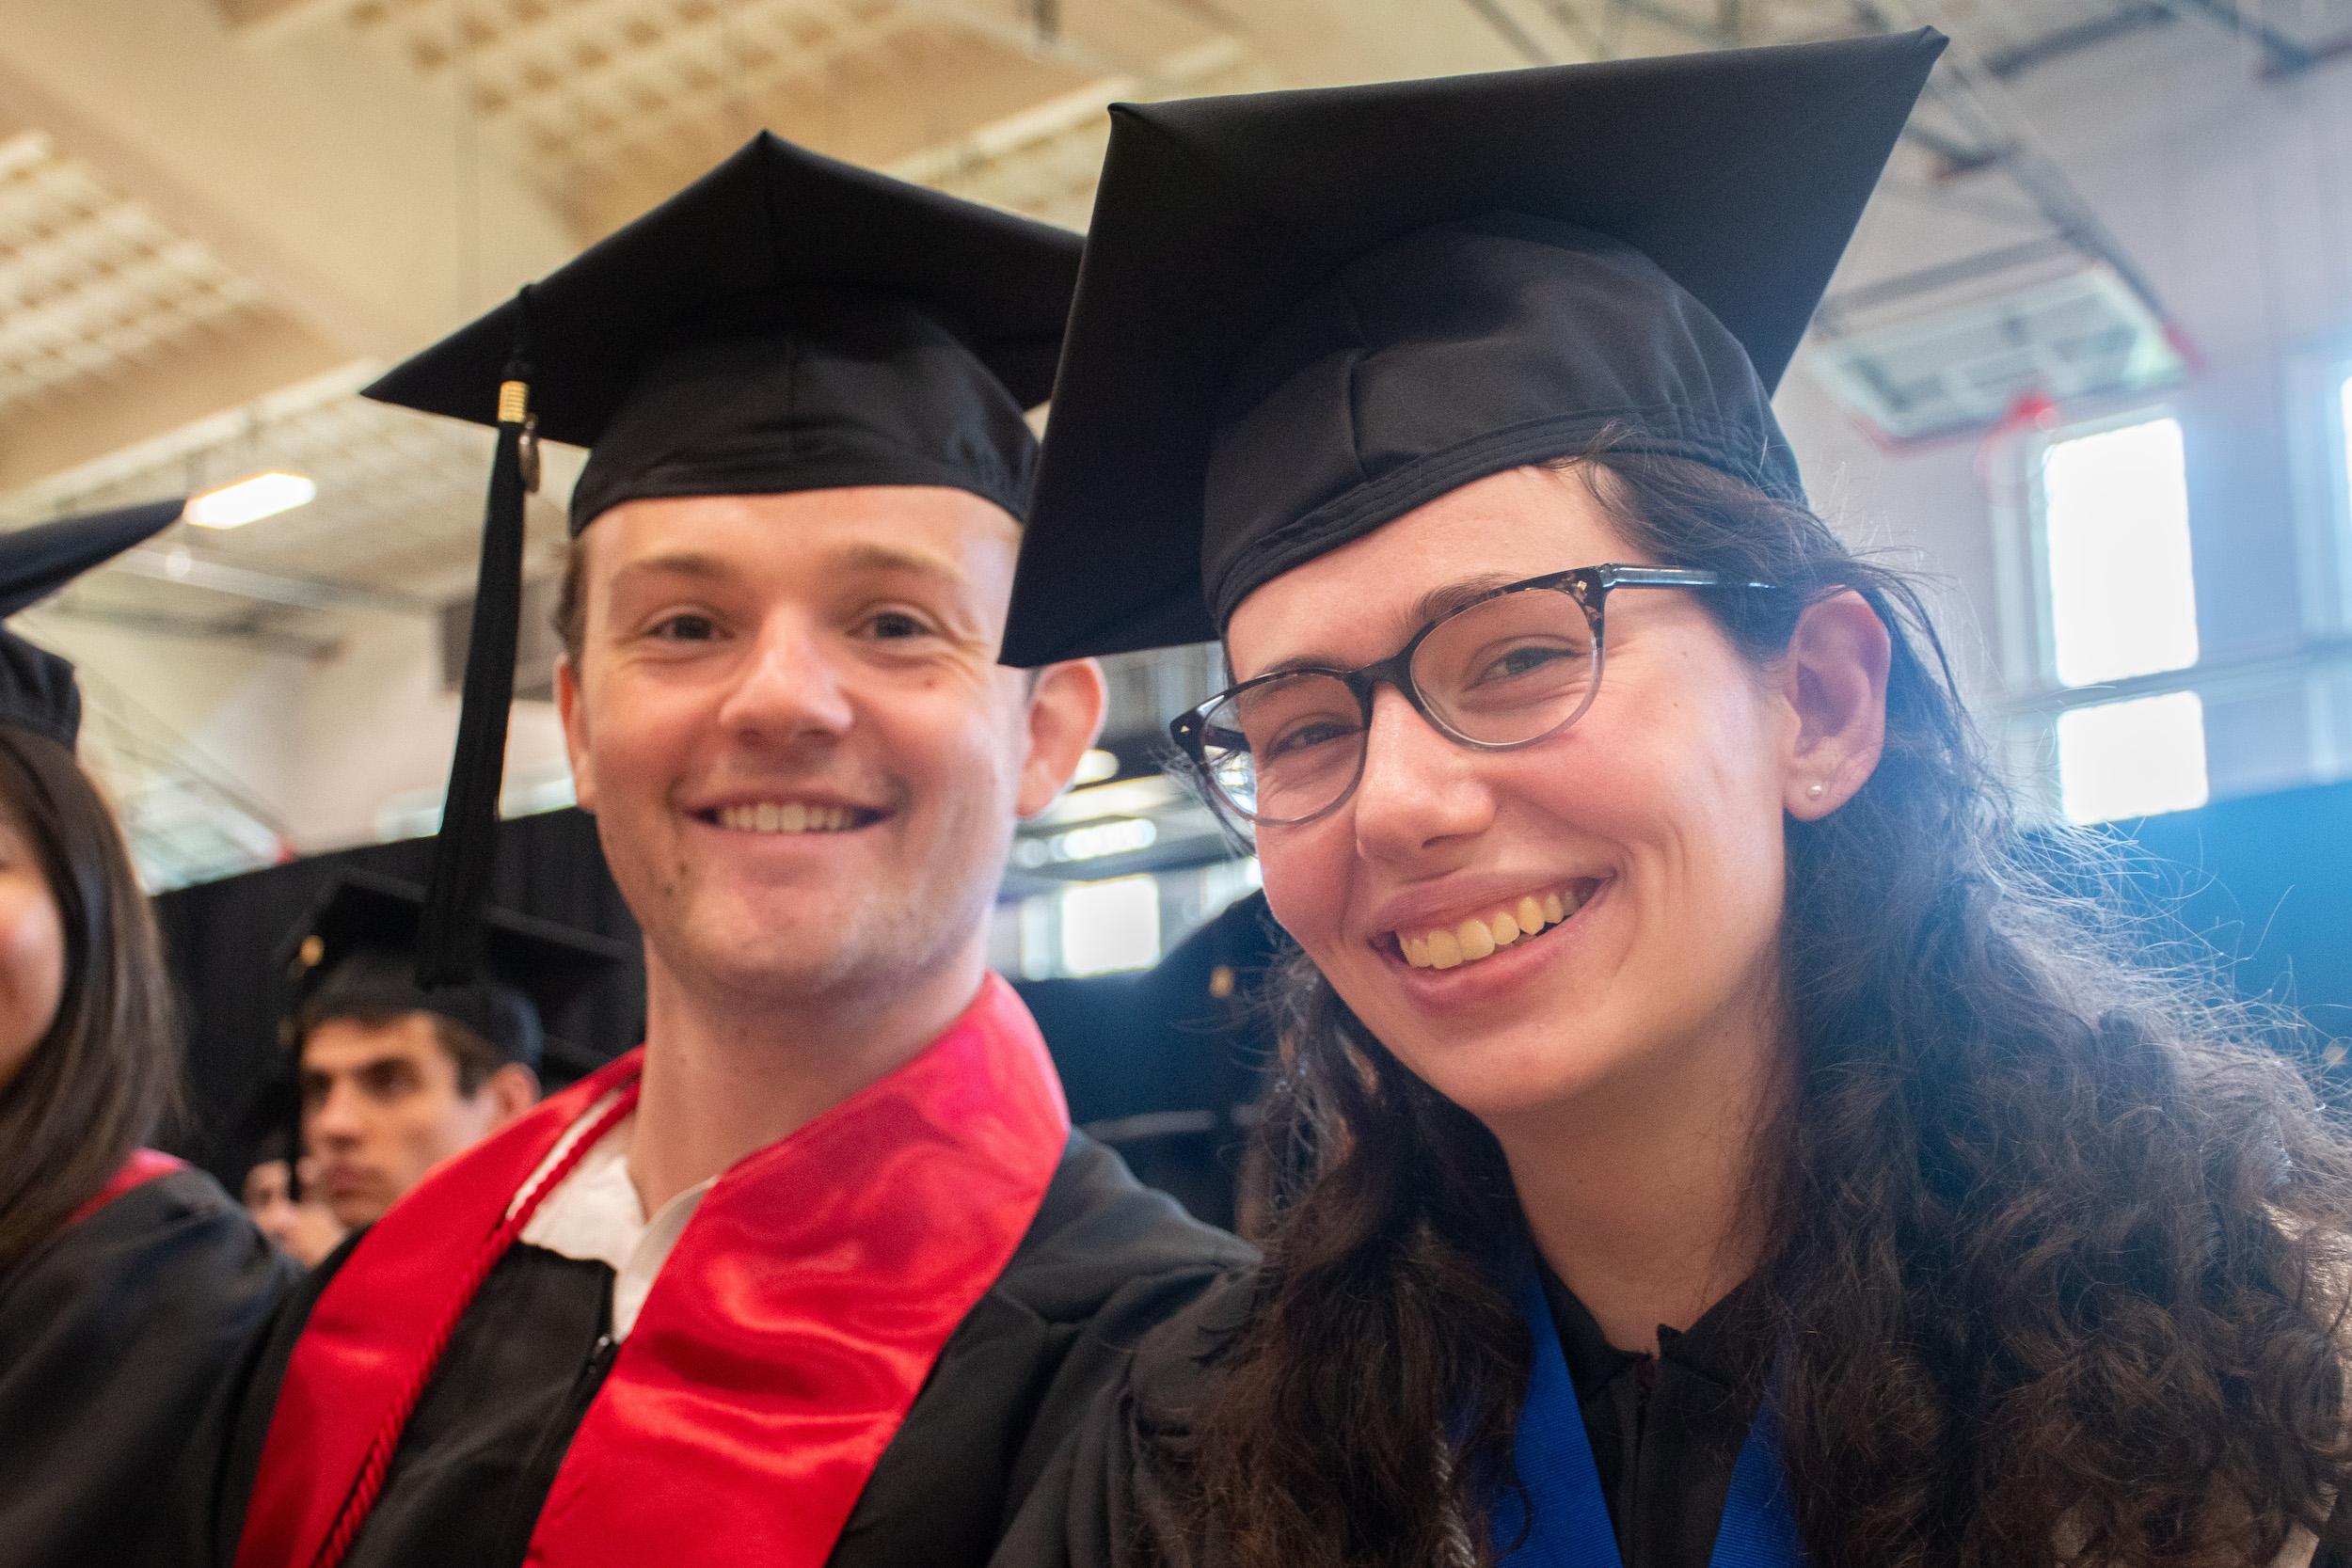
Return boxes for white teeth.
[1398,884,1593,970]
[717,802,857,834]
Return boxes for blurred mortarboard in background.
[278,869,631,1077]
[0,500,186,748]
[270,870,630,1199]
[1001,30,1947,664]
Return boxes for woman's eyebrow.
[1243,572,1534,678]
[1408,571,1526,626]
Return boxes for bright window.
[2058,690,2209,824]
[2041,417,2199,688]
[1057,876,1161,975]
[2340,372,2351,524]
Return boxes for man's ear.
[1014,658,1109,819]
[485,1062,539,1127]
[1778,590,1891,821]
[555,654,595,816]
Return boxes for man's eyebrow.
[818,541,972,587]
[1242,572,1531,679]
[605,550,738,591]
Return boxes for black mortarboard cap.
[279,870,630,1076]
[0,500,186,747]
[1001,31,1946,664]
[272,870,628,1202]
[361,133,1082,986]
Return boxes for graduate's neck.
[625,938,990,1213]
[1489,1017,1786,1356]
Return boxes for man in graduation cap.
[281,871,627,1232]
[191,135,1247,1568]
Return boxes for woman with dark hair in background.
[997,33,2352,1568]
[0,502,294,1564]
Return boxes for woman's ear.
[1778,590,1891,820]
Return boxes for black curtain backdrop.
[156,807,644,1187]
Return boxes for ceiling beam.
[111,545,435,617]
[1223,0,1524,86]
[909,0,1226,87]
[888,30,1249,183]
[211,0,353,43]
[578,19,1138,232]
[0,315,356,497]
[0,0,580,363]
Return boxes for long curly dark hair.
[1177,441,2352,1568]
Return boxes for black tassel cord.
[416,293,537,990]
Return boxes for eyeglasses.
[1169,564,1775,826]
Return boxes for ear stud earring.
[1806,783,1825,799]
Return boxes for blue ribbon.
[1492,1271,1805,1568]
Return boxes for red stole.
[234,974,1071,1568]
[65,1148,185,1228]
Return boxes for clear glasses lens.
[1411,587,1598,745]
[1195,588,1599,823]
[1199,673,1365,823]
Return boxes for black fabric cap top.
[0,501,186,748]
[1001,30,1946,664]
[362,131,1082,531]
[281,871,629,1073]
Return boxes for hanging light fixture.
[183,471,317,530]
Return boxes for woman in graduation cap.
[0,502,297,1563]
[995,31,2352,1568]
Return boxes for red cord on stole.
[309,1083,643,1568]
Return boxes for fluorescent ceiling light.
[185,471,316,530]
[1073,748,1120,785]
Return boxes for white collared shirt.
[511,1092,715,1340]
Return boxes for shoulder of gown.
[179,1214,360,1567]
[1,1166,296,1566]
[991,1132,1255,1329]
[983,1256,1264,1568]
[834,1134,1254,1568]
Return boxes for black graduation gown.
[1537,1269,1769,1568]
[189,1132,1249,1568]
[0,1167,295,1568]
[998,1266,2352,1568]
[986,1268,1772,1568]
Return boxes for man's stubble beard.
[639,840,1001,1027]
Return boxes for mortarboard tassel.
[416,287,539,989]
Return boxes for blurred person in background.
[0,502,294,1564]
[238,1133,345,1269]
[996,31,2352,1568]
[277,872,621,1231]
